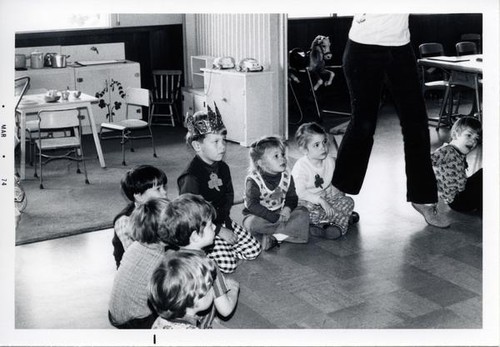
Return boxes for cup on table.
[61,90,70,101]
[73,90,82,99]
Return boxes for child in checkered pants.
[178,105,261,273]
[291,122,357,239]
[242,136,310,251]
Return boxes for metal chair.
[418,43,450,97]
[14,76,32,171]
[460,33,481,53]
[151,70,182,127]
[34,108,89,189]
[456,41,478,56]
[100,87,156,166]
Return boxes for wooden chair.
[34,108,89,189]
[151,70,182,126]
[99,87,156,166]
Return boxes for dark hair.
[295,122,328,149]
[451,116,482,140]
[248,136,287,171]
[148,250,216,321]
[185,111,227,147]
[121,165,168,202]
[158,193,216,248]
[129,197,170,244]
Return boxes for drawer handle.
[77,78,83,83]
[134,73,140,77]
[222,97,227,102]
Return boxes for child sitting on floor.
[291,122,356,239]
[155,193,240,328]
[112,165,168,269]
[148,250,219,329]
[242,136,310,250]
[108,198,170,329]
[431,116,482,213]
[178,105,261,273]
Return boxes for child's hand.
[218,227,238,244]
[319,198,335,219]
[225,278,240,293]
[279,207,291,223]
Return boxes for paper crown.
[186,103,226,136]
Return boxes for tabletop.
[17,92,99,112]
[417,54,483,74]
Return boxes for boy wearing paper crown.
[177,104,262,273]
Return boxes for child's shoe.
[348,211,360,225]
[323,224,343,240]
[261,235,279,251]
[310,225,325,238]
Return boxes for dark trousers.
[450,168,482,212]
[332,40,438,203]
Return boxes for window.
[15,14,111,33]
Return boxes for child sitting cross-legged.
[291,122,356,239]
[242,136,310,250]
[155,193,240,328]
[111,165,168,269]
[178,105,261,273]
[148,250,221,329]
[431,116,482,213]
[108,198,170,329]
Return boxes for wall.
[15,24,184,92]
[287,13,483,112]
[185,13,287,138]
[113,14,183,27]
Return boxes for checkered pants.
[207,220,262,273]
[298,194,354,234]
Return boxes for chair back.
[419,43,444,58]
[15,76,30,110]
[460,33,481,53]
[38,109,80,130]
[151,70,182,103]
[456,41,477,56]
[125,87,150,107]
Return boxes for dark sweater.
[178,155,234,231]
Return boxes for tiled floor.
[14,102,488,337]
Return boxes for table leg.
[474,75,482,121]
[20,111,26,180]
[85,105,106,168]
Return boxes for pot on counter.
[51,54,70,68]
[30,51,44,69]
[15,54,27,69]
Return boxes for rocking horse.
[308,35,335,90]
[288,35,335,91]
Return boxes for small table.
[16,92,106,180]
[418,54,483,125]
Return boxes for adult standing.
[331,14,449,228]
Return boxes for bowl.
[44,95,61,103]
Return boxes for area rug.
[15,116,349,245]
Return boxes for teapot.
[44,53,57,67]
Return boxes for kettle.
[44,53,57,67]
[30,51,44,69]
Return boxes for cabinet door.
[16,69,75,94]
[108,63,141,122]
[75,66,111,133]
[193,93,206,113]
[182,89,194,117]
[205,72,244,143]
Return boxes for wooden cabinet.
[74,62,141,132]
[182,87,206,121]
[191,55,214,88]
[203,68,274,146]
[15,68,75,93]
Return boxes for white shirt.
[349,14,410,46]
[291,155,336,205]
